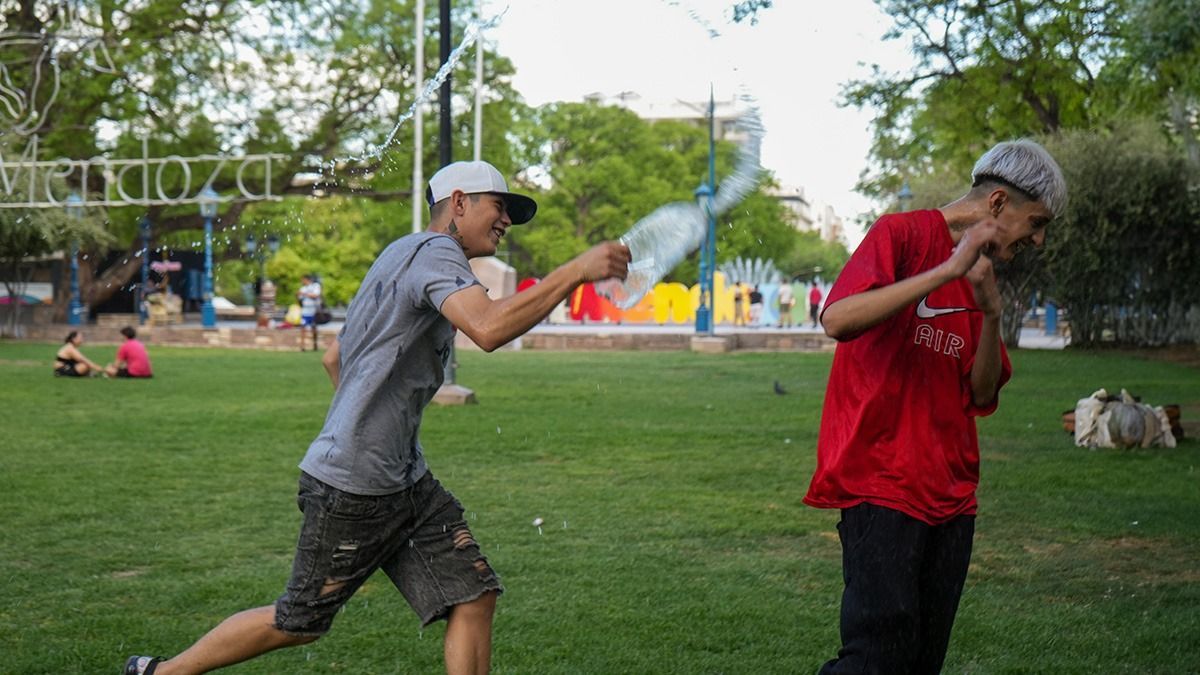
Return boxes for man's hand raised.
[965,254,1003,318]
[572,241,632,284]
[944,222,1001,280]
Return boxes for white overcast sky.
[483,0,915,248]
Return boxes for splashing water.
[719,255,780,287]
[596,101,765,309]
[712,105,764,216]
[338,8,508,166]
[661,0,721,38]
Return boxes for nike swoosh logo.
[916,296,971,319]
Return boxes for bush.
[1043,122,1200,346]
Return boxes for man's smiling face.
[450,191,512,258]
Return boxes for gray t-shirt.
[299,233,480,495]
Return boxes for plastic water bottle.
[595,104,764,310]
[595,201,707,309]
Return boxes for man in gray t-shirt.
[299,232,476,495]
[124,160,630,675]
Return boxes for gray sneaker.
[123,655,164,674]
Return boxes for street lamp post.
[695,183,715,334]
[898,180,913,212]
[694,87,717,337]
[246,233,281,328]
[245,233,259,311]
[198,187,219,328]
[245,233,279,282]
[65,193,84,326]
[139,217,151,325]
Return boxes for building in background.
[768,184,844,245]
[583,91,750,143]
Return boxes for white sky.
[484,0,915,249]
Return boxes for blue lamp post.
[898,180,913,211]
[198,187,219,328]
[694,182,715,334]
[65,193,84,325]
[694,87,717,337]
[139,217,151,325]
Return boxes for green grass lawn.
[1,342,1197,674]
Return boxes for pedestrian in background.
[297,274,322,351]
[777,279,795,328]
[809,282,823,328]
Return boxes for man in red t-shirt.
[805,140,1066,675]
[105,326,153,378]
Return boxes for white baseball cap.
[426,160,538,225]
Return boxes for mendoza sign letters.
[0,135,286,209]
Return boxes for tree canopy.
[2,0,526,315]
[845,0,1200,345]
[3,0,810,318]
[506,101,802,284]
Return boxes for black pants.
[819,503,975,675]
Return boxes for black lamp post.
[139,217,151,325]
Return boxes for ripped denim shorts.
[273,471,502,635]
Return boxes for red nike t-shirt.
[803,210,1011,525]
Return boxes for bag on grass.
[315,304,332,325]
[1074,388,1176,449]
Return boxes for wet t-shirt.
[803,210,1012,525]
[299,233,480,495]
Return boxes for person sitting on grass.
[103,326,153,379]
[53,331,104,377]
[123,160,631,675]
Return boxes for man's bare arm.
[322,337,340,389]
[821,266,957,341]
[823,222,1001,341]
[441,242,630,352]
[966,256,1004,407]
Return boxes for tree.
[1042,122,1200,346]
[841,0,1200,347]
[2,0,525,313]
[732,0,773,23]
[780,230,850,284]
[842,0,1122,201]
[0,182,113,336]
[1103,0,1200,170]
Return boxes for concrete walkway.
[11,317,1068,351]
